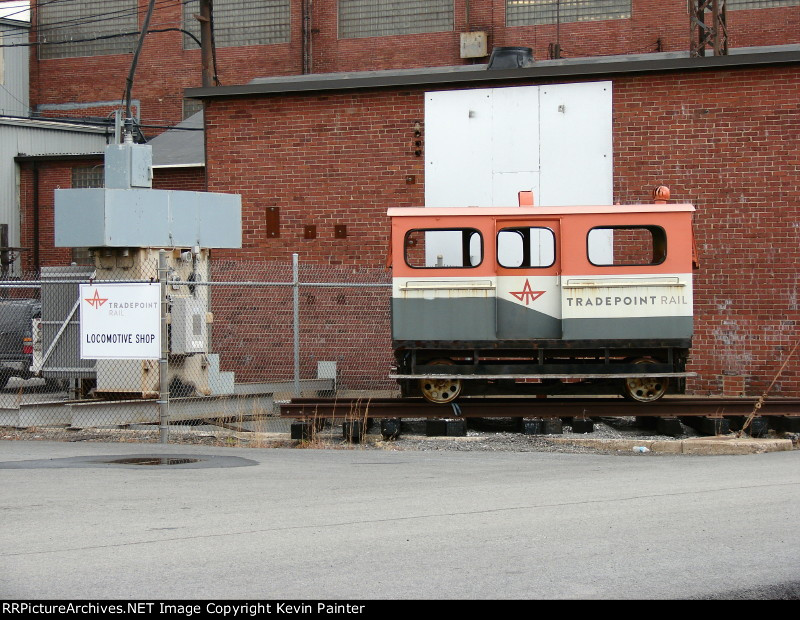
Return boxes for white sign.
[79,283,161,359]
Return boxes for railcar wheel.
[419,359,462,404]
[622,358,668,403]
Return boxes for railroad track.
[279,396,800,420]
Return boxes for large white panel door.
[490,86,540,206]
[539,81,613,206]
[425,85,540,208]
[425,81,612,208]
[424,89,494,208]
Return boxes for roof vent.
[487,46,535,70]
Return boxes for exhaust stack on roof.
[487,46,535,69]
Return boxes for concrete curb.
[543,435,795,455]
[243,429,797,455]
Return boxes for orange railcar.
[388,193,695,403]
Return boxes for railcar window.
[497,227,555,268]
[405,229,482,268]
[587,226,666,266]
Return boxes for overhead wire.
[0,26,200,48]
[0,0,136,35]
[0,0,207,135]
[31,0,186,31]
[0,0,192,37]
[125,0,157,123]
[0,82,30,112]
[0,1,32,22]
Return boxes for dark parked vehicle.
[0,299,40,389]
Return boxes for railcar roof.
[387,204,695,217]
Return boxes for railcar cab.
[388,189,695,404]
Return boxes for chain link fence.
[0,254,395,444]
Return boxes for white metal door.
[425,81,612,208]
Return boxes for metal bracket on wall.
[266,207,280,238]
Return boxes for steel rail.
[390,373,694,380]
[279,397,800,419]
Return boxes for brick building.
[24,1,800,129]
[10,1,800,398]
[184,48,800,397]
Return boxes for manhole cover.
[0,454,258,469]
[100,457,202,466]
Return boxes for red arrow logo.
[510,279,545,305]
[85,289,108,309]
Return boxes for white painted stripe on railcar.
[393,276,498,297]
[562,272,693,319]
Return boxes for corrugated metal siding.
[0,22,30,116]
[0,124,107,275]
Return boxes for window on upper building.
[182,0,290,49]
[339,0,454,39]
[37,0,138,59]
[507,0,631,27]
[727,0,800,8]
[72,165,104,189]
[183,98,204,120]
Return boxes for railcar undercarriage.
[392,339,692,404]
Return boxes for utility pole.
[689,0,728,57]
[197,0,215,87]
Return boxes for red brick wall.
[30,1,800,134]
[29,0,306,132]
[613,66,800,398]
[152,167,206,192]
[18,161,94,272]
[205,91,424,266]
[203,62,800,397]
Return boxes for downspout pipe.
[32,161,39,273]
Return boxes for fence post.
[293,252,300,397]
[158,249,170,444]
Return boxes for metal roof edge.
[185,47,800,99]
[0,116,110,133]
[151,163,205,169]
[14,153,104,162]
[0,17,30,28]
[387,204,696,216]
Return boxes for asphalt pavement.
[1,440,798,600]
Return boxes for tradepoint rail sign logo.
[79,283,160,359]
[510,279,545,305]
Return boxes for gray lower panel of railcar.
[392,298,692,341]
[392,298,559,340]
[562,316,693,340]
